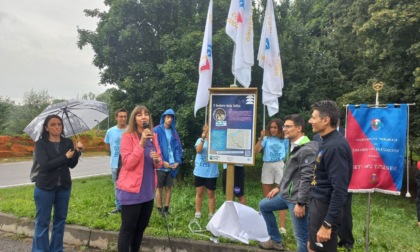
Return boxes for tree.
[0,97,15,134]
[7,89,52,135]
[81,92,96,100]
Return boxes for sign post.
[207,87,258,200]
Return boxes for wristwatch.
[322,221,332,229]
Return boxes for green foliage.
[81,92,97,100]
[5,89,52,135]
[0,97,15,134]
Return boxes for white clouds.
[0,0,108,103]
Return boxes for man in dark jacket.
[259,114,318,252]
[153,109,183,215]
[308,100,353,252]
[313,118,354,251]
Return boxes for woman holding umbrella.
[116,105,163,252]
[32,115,83,252]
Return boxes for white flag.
[257,0,284,116]
[194,0,213,117]
[226,0,254,88]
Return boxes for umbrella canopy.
[24,99,109,141]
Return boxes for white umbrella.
[23,99,108,141]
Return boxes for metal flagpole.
[263,106,266,130]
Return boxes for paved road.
[0,231,104,252]
[0,156,110,188]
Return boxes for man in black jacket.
[313,118,354,251]
[308,100,353,252]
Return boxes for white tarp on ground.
[206,201,270,244]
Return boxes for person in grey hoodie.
[259,114,318,252]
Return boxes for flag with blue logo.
[194,0,213,117]
[346,104,408,195]
[226,0,254,88]
[257,0,284,116]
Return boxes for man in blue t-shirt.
[104,108,127,214]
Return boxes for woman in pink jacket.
[116,105,163,252]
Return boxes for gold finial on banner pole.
[372,81,384,107]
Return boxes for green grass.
[0,166,419,252]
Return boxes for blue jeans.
[111,168,121,210]
[32,186,71,252]
[259,194,309,252]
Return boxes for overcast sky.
[0,0,109,104]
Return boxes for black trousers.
[338,193,354,248]
[309,198,341,252]
[118,200,154,252]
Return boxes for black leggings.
[118,200,154,252]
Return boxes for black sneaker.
[164,210,170,216]
[109,208,121,214]
[158,208,164,216]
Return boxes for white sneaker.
[195,212,201,219]
[208,213,214,219]
[279,227,287,234]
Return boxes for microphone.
[143,122,153,141]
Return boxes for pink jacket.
[117,132,163,193]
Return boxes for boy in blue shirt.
[104,108,128,214]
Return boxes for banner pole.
[365,193,371,252]
[405,105,411,197]
[366,81,382,252]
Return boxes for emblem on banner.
[369,173,379,184]
[371,119,382,131]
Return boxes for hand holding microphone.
[139,122,153,147]
[142,122,153,140]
